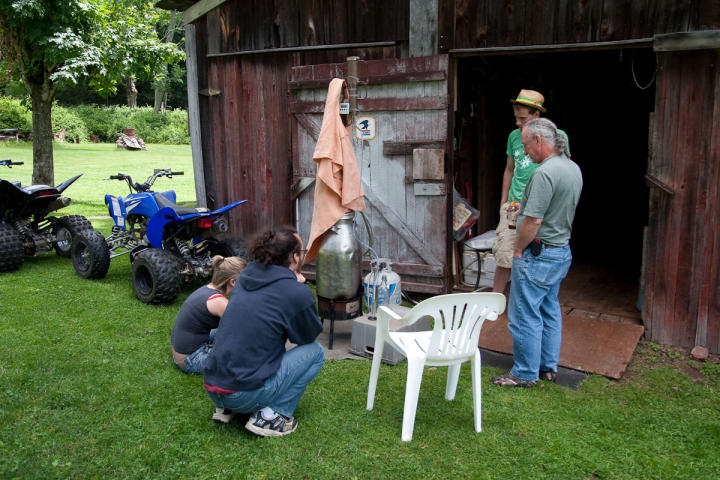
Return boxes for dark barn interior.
[454,48,657,320]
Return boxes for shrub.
[0,96,33,136]
[0,99,190,144]
[67,105,189,144]
[51,104,88,142]
[71,104,126,142]
[115,107,188,144]
[128,107,189,144]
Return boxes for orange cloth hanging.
[304,78,365,263]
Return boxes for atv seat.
[155,194,210,215]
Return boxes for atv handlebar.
[106,168,182,193]
[0,159,24,167]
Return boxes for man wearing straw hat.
[492,89,570,294]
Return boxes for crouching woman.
[170,255,246,374]
[203,227,325,437]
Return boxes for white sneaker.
[244,410,298,437]
[212,408,234,424]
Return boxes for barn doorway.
[454,48,657,323]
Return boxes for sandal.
[539,370,558,382]
[492,373,537,388]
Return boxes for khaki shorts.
[492,202,516,268]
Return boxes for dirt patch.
[619,340,720,384]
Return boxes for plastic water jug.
[363,258,402,309]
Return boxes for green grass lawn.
[0,141,195,218]
[1,142,720,479]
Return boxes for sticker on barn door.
[355,116,376,140]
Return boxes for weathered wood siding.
[181,0,720,349]
[204,0,408,54]
[645,49,720,353]
[190,0,410,236]
[204,53,293,237]
[290,56,451,293]
[452,0,720,49]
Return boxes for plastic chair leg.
[445,363,461,400]
[470,351,482,433]
[401,357,425,442]
[366,331,386,411]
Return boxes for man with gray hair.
[491,90,570,295]
[493,117,582,388]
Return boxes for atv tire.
[54,215,93,257]
[214,237,248,260]
[0,221,23,272]
[71,229,110,279]
[132,248,180,305]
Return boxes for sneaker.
[492,372,537,388]
[212,408,234,424]
[245,410,298,437]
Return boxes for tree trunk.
[153,78,166,113]
[29,83,54,186]
[154,11,178,113]
[126,77,138,108]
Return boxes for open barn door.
[643,45,720,353]
[290,55,451,294]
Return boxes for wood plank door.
[289,55,451,294]
[644,49,720,353]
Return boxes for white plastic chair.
[366,292,506,441]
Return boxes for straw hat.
[511,89,546,113]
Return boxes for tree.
[0,1,183,185]
[153,9,180,113]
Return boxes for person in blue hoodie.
[203,226,325,437]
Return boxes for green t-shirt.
[505,128,570,203]
[518,154,583,246]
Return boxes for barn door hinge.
[645,174,675,195]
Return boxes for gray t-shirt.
[518,154,583,246]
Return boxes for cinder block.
[349,309,431,365]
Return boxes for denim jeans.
[175,328,217,375]
[206,341,325,418]
[507,244,572,381]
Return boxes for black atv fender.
[55,174,82,193]
[129,244,151,263]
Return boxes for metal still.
[315,211,363,349]
[315,211,362,300]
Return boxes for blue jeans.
[206,342,325,418]
[508,245,572,381]
[175,329,217,375]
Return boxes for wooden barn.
[157,0,720,355]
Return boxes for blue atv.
[71,168,247,305]
[0,159,95,272]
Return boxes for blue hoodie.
[203,261,322,391]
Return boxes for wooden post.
[185,23,207,208]
[346,56,359,122]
